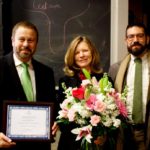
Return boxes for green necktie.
[21,63,34,102]
[132,58,143,124]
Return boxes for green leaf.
[99,78,104,92]
[102,73,109,87]
[82,68,91,79]
[84,87,91,100]
[99,73,109,94]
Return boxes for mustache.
[20,47,32,51]
[131,42,142,47]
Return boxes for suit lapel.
[146,51,150,103]
[115,54,131,92]
[32,59,39,101]
[5,52,27,100]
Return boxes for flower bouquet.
[57,69,128,150]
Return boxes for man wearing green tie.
[0,21,58,149]
[109,23,150,150]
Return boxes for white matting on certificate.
[2,101,54,142]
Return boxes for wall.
[2,0,130,83]
[110,0,128,65]
[2,0,110,84]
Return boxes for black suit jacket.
[0,52,56,150]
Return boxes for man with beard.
[0,21,58,149]
[108,23,150,150]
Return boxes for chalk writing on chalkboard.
[8,0,110,84]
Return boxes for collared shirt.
[13,54,36,101]
[126,54,149,122]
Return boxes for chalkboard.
[3,0,110,85]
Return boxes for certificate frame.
[2,100,54,142]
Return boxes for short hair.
[11,21,39,42]
[63,35,103,76]
[125,22,148,37]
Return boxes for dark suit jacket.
[0,52,56,150]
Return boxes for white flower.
[96,93,105,101]
[67,108,76,122]
[102,116,113,127]
[57,109,68,119]
[113,118,121,128]
[60,99,71,109]
[81,79,91,87]
[71,125,93,143]
[72,103,92,119]
[76,118,87,125]
[107,103,117,111]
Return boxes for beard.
[16,46,33,60]
[127,42,147,56]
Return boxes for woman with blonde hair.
[63,35,102,77]
[57,36,113,150]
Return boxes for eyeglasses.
[126,33,145,41]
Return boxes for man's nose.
[133,36,139,42]
[23,40,29,46]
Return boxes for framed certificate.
[2,101,54,142]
